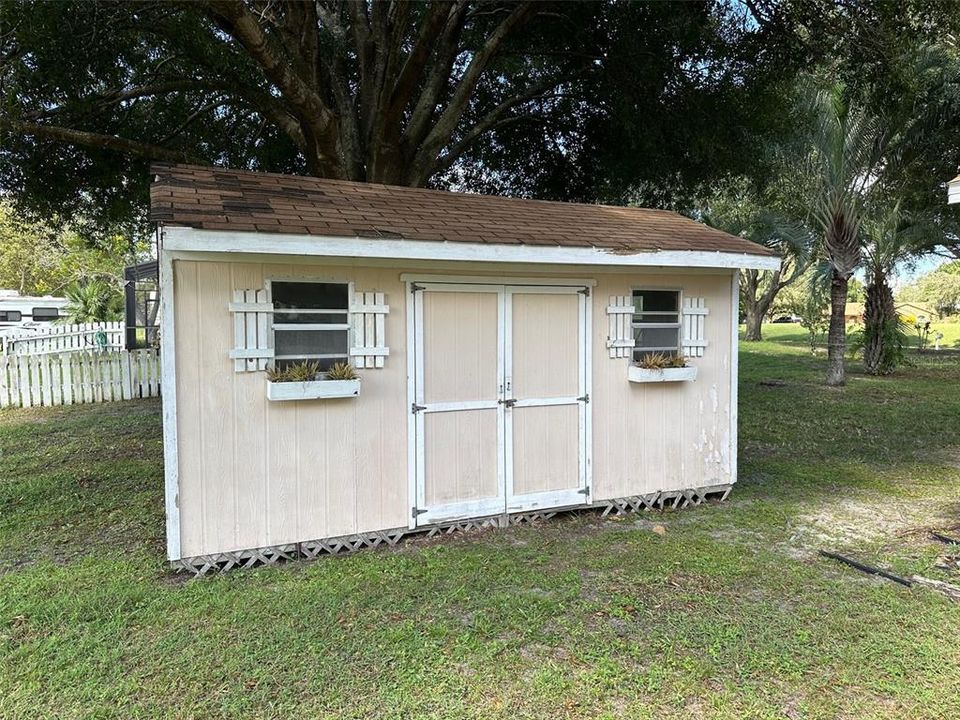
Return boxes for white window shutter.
[606,295,635,359]
[349,286,389,368]
[682,297,709,358]
[228,288,274,371]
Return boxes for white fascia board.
[162,226,782,271]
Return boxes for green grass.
[771,318,960,351]
[2,327,960,718]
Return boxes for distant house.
[895,301,937,322]
[845,302,865,324]
[845,300,938,325]
[949,175,960,204]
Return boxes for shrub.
[326,362,359,380]
[635,352,687,370]
[266,360,321,383]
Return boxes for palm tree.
[805,83,888,385]
[62,280,122,324]
[860,202,942,374]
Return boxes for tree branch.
[442,78,571,161]
[386,1,449,123]
[432,115,530,175]
[403,1,470,153]
[204,0,341,175]
[22,80,224,121]
[2,119,201,163]
[409,1,538,182]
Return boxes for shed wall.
[171,258,734,559]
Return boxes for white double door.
[412,283,590,525]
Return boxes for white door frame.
[503,285,590,512]
[409,280,592,527]
[411,283,506,525]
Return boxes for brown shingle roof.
[150,163,774,257]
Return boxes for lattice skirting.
[173,483,733,576]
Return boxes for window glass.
[632,289,681,359]
[633,326,680,350]
[0,310,23,322]
[271,281,349,370]
[273,282,347,310]
[275,329,349,358]
[274,311,347,325]
[32,307,59,320]
[634,290,678,313]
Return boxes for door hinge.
[410,283,424,294]
[579,286,590,297]
[412,506,427,517]
[577,393,590,403]
[578,486,590,495]
[411,402,426,413]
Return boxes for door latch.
[498,398,517,408]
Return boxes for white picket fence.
[0,349,160,408]
[0,322,125,356]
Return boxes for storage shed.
[151,164,779,573]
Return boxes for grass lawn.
[776,318,960,352]
[2,325,960,719]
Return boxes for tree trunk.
[863,272,896,375]
[825,270,849,386]
[743,302,763,341]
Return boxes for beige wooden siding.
[424,410,500,505]
[590,274,734,500]
[423,291,499,403]
[174,261,408,557]
[512,404,579,494]
[173,259,734,558]
[510,292,579,398]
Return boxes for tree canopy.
[0,0,809,229]
[0,202,145,296]
[900,260,960,317]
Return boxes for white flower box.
[627,365,698,384]
[266,378,361,401]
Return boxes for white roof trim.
[161,226,781,271]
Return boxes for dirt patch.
[788,492,957,551]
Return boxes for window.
[632,289,681,359]
[32,307,59,321]
[271,281,349,370]
[0,310,22,322]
